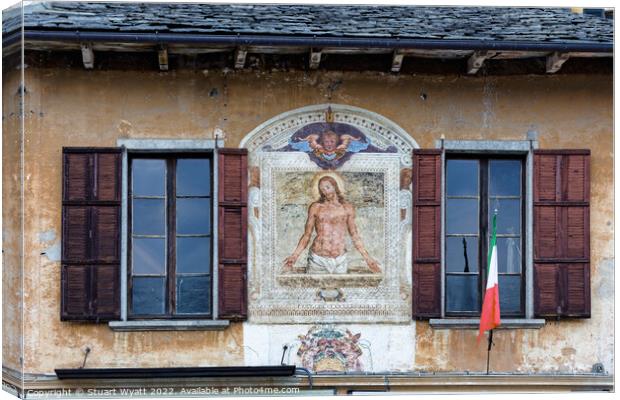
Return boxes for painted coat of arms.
[297,326,365,372]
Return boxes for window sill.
[429,318,545,330]
[108,320,230,332]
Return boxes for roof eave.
[3,29,614,54]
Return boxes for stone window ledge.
[109,320,230,332]
[429,318,545,330]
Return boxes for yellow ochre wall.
[2,65,613,375]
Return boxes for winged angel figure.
[289,130,370,168]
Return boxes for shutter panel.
[534,150,590,318]
[64,153,91,201]
[92,265,120,319]
[95,153,121,201]
[92,206,120,262]
[61,265,91,319]
[412,149,442,318]
[61,148,121,321]
[217,148,248,320]
[533,263,560,316]
[62,206,90,262]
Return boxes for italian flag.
[478,214,501,341]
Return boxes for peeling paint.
[595,258,614,299]
[38,229,56,242]
[41,240,61,262]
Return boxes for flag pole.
[486,329,493,374]
[485,208,499,375]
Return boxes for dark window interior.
[129,154,213,318]
[445,156,524,317]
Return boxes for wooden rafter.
[234,47,247,69]
[391,50,405,72]
[309,48,322,69]
[80,43,94,69]
[546,52,570,73]
[467,50,493,74]
[158,45,169,71]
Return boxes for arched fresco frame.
[241,104,418,323]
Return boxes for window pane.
[176,276,211,314]
[177,237,211,273]
[133,238,166,274]
[177,198,211,234]
[447,199,478,234]
[446,236,479,273]
[177,159,211,196]
[447,160,478,196]
[496,237,521,274]
[132,277,166,315]
[132,159,165,196]
[499,275,522,314]
[446,275,479,313]
[133,199,165,235]
[489,199,520,235]
[489,160,521,197]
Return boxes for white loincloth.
[307,251,348,274]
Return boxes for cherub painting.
[297,130,364,161]
[283,173,381,274]
[282,122,393,169]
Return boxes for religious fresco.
[276,171,384,299]
[242,104,417,323]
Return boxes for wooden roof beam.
[467,50,494,74]
[546,52,570,73]
[391,50,405,73]
[80,43,94,69]
[309,48,322,69]
[234,47,247,69]
[158,45,169,71]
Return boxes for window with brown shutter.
[218,148,248,320]
[533,150,590,318]
[61,148,121,321]
[412,149,442,318]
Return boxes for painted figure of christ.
[283,176,382,274]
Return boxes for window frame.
[128,153,214,320]
[109,139,229,330]
[444,154,526,318]
[432,139,544,326]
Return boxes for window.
[445,156,524,317]
[129,154,214,318]
[61,143,248,328]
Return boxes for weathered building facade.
[2,2,614,396]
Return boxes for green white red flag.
[478,214,500,341]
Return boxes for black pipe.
[3,29,614,53]
[55,365,296,380]
[295,367,313,389]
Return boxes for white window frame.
[430,139,545,329]
[109,139,229,331]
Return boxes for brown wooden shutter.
[534,150,590,318]
[412,149,442,318]
[61,148,121,321]
[217,148,248,320]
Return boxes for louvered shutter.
[534,150,590,318]
[412,149,442,318]
[217,148,248,320]
[61,148,121,321]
